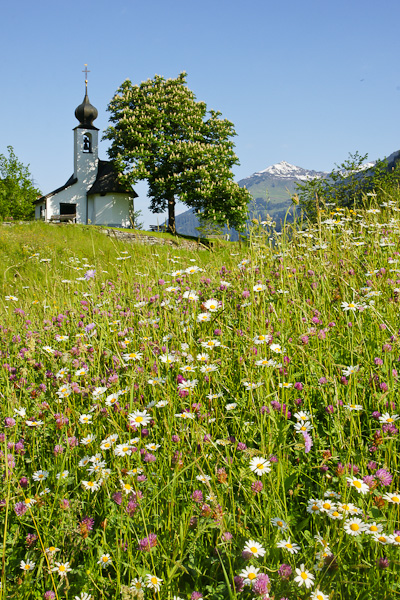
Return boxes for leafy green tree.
[0,146,40,220]
[103,72,251,233]
[295,151,400,220]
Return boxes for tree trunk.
[167,196,176,234]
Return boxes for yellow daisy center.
[256,463,264,470]
[322,503,331,510]
[250,546,258,553]
[301,572,308,580]
[248,573,257,580]
[370,525,378,532]
[378,536,386,542]
[277,521,283,527]
[353,480,362,488]
[135,416,143,423]
[59,565,66,572]
[102,556,109,562]
[151,577,158,585]
[350,524,359,531]
[392,496,399,502]
[286,543,292,548]
[332,511,340,517]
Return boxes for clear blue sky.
[1,0,400,226]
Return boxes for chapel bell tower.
[73,67,99,185]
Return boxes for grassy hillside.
[0,211,399,599]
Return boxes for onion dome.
[74,91,98,128]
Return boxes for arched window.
[83,133,92,153]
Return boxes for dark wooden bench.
[49,214,77,223]
[149,224,168,232]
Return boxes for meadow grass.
[0,209,399,600]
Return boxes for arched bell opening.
[83,133,92,153]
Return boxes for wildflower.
[175,411,195,419]
[310,591,330,600]
[344,517,365,536]
[347,477,370,494]
[319,499,336,513]
[375,468,393,486]
[146,574,163,591]
[92,387,107,397]
[293,421,313,433]
[81,434,96,445]
[32,470,49,482]
[341,301,361,311]
[200,364,219,373]
[307,499,322,515]
[342,365,359,376]
[98,554,112,567]
[79,414,93,424]
[243,381,263,390]
[128,410,151,427]
[278,563,292,580]
[130,577,144,591]
[203,299,219,312]
[294,564,315,589]
[249,457,271,476]
[383,492,400,503]
[52,562,72,576]
[200,339,221,349]
[122,351,143,362]
[243,540,266,558]
[253,334,271,344]
[114,444,133,457]
[20,559,35,571]
[379,413,399,423]
[255,358,278,367]
[343,403,363,411]
[75,367,88,376]
[196,474,211,483]
[197,312,211,322]
[270,343,286,354]
[277,538,300,554]
[294,410,311,421]
[82,480,101,492]
[253,284,266,292]
[239,565,260,585]
[271,517,288,530]
[45,546,60,555]
[365,522,383,535]
[373,533,393,545]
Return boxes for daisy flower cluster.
[0,205,400,598]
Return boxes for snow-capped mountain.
[243,160,328,183]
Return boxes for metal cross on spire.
[82,64,90,92]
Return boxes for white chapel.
[35,82,137,227]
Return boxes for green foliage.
[295,151,400,220]
[103,72,251,233]
[0,146,40,220]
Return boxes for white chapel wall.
[92,194,133,228]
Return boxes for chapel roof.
[35,174,78,204]
[74,90,99,130]
[87,160,138,197]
